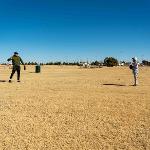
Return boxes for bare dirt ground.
[0,65,150,150]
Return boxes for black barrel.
[35,65,41,73]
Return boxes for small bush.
[104,57,118,67]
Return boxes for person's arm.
[20,57,26,70]
[7,57,12,61]
[20,57,24,65]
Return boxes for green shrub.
[104,57,118,67]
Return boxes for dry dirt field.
[0,65,150,150]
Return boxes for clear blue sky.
[0,0,150,63]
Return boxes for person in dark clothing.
[7,52,26,82]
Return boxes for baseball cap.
[132,57,137,61]
[14,52,19,55]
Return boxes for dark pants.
[10,66,21,80]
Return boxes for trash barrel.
[35,65,41,73]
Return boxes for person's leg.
[17,66,21,82]
[9,67,16,82]
[134,74,136,85]
[136,73,138,85]
[133,73,138,86]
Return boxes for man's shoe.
[9,80,12,83]
[17,80,20,82]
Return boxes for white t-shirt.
[132,62,139,74]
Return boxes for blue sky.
[0,0,150,63]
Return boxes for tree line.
[1,57,150,66]
[22,57,119,66]
[23,58,118,66]
[142,60,150,66]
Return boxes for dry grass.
[0,65,150,150]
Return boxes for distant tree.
[63,62,68,65]
[43,61,80,66]
[54,61,61,65]
[91,60,101,66]
[28,62,31,65]
[1,63,7,65]
[50,62,54,65]
[104,57,118,67]
[76,62,80,66]
[142,60,150,66]
[24,62,44,65]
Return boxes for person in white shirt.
[130,57,139,86]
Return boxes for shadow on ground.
[103,83,126,86]
[0,80,7,82]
